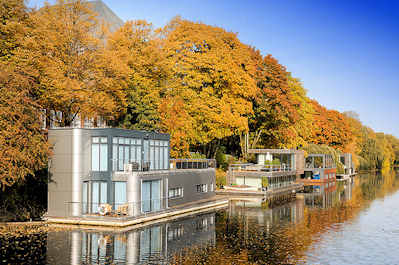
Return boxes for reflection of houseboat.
[298,182,337,208]
[298,179,354,209]
[228,198,304,227]
[46,213,216,265]
[298,154,336,184]
[46,128,227,226]
[218,149,304,196]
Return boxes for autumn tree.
[247,50,300,153]
[160,17,257,157]
[107,20,169,131]
[159,96,196,157]
[285,75,314,147]
[0,67,50,189]
[309,100,353,151]
[0,0,28,61]
[11,0,128,127]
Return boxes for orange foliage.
[160,17,257,150]
[249,50,300,148]
[309,100,354,152]
[0,66,50,188]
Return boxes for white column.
[72,128,83,216]
[127,172,141,216]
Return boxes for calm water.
[1,171,399,264]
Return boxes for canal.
[1,170,398,264]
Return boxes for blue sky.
[29,0,399,137]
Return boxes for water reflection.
[46,213,216,264]
[300,179,354,208]
[228,196,304,227]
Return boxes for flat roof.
[48,127,170,139]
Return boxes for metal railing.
[229,163,294,172]
[64,197,225,219]
[65,198,169,219]
[111,159,169,172]
[170,159,216,169]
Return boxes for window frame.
[168,187,183,199]
[91,136,108,172]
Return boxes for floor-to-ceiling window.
[114,182,127,210]
[142,180,161,213]
[113,137,143,171]
[92,181,108,213]
[112,136,169,172]
[149,140,169,170]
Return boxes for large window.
[113,137,142,171]
[92,181,108,213]
[113,137,169,171]
[169,187,183,199]
[142,180,161,213]
[114,182,127,208]
[91,137,108,171]
[146,140,169,170]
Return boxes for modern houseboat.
[337,153,357,179]
[46,128,226,226]
[217,149,304,196]
[298,154,337,184]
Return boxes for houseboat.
[337,153,357,179]
[46,128,227,226]
[298,154,337,184]
[217,149,304,196]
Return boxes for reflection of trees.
[283,170,399,262]
[170,171,399,264]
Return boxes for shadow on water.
[1,170,399,264]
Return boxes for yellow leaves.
[0,65,50,189]
[10,0,129,126]
[159,17,256,152]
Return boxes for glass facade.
[113,137,168,171]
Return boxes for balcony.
[170,159,216,170]
[228,163,294,173]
